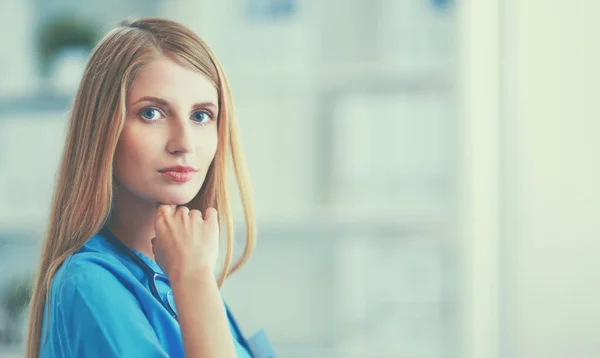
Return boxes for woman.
[25,18,275,358]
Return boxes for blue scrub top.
[39,231,270,358]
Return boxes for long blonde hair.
[25,18,255,358]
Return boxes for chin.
[153,188,200,206]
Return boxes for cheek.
[197,127,219,162]
[114,127,155,177]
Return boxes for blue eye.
[139,108,163,121]
[191,111,213,124]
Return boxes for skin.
[106,57,237,358]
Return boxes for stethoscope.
[100,227,254,355]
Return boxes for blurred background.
[0,0,598,357]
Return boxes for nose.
[166,118,194,155]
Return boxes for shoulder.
[50,233,133,299]
[45,233,147,325]
[41,234,171,358]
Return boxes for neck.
[106,186,157,259]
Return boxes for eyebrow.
[132,96,218,111]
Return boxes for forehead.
[128,58,218,106]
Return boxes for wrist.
[169,265,215,288]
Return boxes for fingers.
[189,209,203,221]
[176,205,190,218]
[204,207,218,223]
[155,205,177,235]
[155,204,217,226]
[156,204,176,219]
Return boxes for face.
[113,57,219,206]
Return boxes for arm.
[153,205,237,358]
[171,270,236,358]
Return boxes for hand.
[152,205,219,284]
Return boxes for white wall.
[0,0,36,96]
[461,1,600,357]
[458,0,501,357]
[0,114,68,234]
[505,1,600,357]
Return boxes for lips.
[158,165,198,173]
[158,166,198,183]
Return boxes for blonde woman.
[25,18,275,358]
